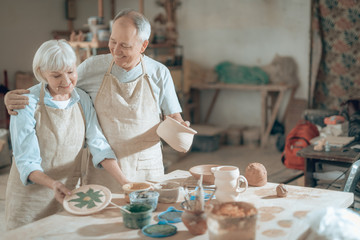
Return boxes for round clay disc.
[63,184,112,215]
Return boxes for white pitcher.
[211,166,248,202]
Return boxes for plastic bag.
[300,207,360,240]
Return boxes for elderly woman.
[5,39,129,230]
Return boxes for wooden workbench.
[297,144,360,187]
[3,170,353,240]
[190,82,297,148]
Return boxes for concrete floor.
[0,143,303,233]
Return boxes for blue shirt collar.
[43,84,80,109]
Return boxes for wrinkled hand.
[166,114,190,127]
[5,89,30,115]
[183,121,190,127]
[52,181,72,204]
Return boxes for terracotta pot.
[180,201,207,235]
[156,117,197,153]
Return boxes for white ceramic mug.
[211,166,248,192]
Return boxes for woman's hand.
[4,89,30,115]
[52,181,72,204]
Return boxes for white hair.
[32,39,76,83]
[113,9,151,42]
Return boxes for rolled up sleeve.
[10,94,44,185]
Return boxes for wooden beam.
[111,0,115,19]
[139,0,144,14]
[98,0,104,18]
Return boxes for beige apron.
[85,56,164,192]
[5,84,85,230]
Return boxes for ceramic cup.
[156,116,197,153]
[211,166,248,192]
[122,182,154,203]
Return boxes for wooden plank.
[204,89,220,124]
[262,89,285,148]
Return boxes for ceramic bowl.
[129,190,159,211]
[154,181,180,203]
[122,182,153,203]
[156,117,197,153]
[189,164,220,185]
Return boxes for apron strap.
[107,59,115,74]
[140,54,146,76]
[140,55,157,105]
[39,83,46,106]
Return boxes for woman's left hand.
[52,181,72,204]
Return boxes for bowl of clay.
[154,181,181,204]
[122,182,153,203]
[189,164,220,185]
[156,117,197,153]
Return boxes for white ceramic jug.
[211,166,248,202]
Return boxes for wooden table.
[190,82,297,148]
[297,144,360,187]
[3,170,354,240]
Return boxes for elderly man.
[5,9,188,193]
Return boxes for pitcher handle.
[236,175,248,193]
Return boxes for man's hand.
[167,113,190,127]
[52,181,72,204]
[5,89,30,115]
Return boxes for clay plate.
[63,184,111,215]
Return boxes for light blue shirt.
[10,83,117,185]
[76,54,182,115]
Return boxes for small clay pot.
[180,201,207,235]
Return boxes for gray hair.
[113,9,151,42]
[32,39,76,83]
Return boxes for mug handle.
[236,175,248,193]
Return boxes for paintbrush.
[194,174,204,211]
